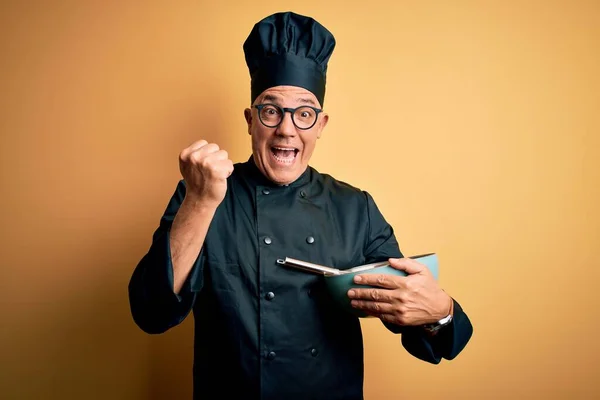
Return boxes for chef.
[128,11,473,400]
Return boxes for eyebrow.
[261,94,318,107]
[297,97,318,106]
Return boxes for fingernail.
[348,290,355,298]
[354,276,362,283]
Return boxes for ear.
[244,108,252,135]
[317,113,329,139]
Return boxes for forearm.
[170,196,217,294]
[128,180,216,334]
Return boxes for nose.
[276,111,297,137]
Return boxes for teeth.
[271,146,297,164]
[273,153,294,163]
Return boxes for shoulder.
[316,170,362,193]
[309,166,371,205]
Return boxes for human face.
[244,86,329,185]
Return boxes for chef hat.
[243,11,336,107]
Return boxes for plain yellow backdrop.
[1,1,598,399]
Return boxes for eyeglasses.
[253,103,323,130]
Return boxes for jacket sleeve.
[128,180,205,334]
[362,191,473,363]
[383,299,473,364]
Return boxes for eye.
[260,105,282,120]
[296,107,315,120]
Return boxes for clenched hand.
[178,140,234,209]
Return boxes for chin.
[268,170,298,186]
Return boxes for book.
[278,253,439,317]
[276,253,437,277]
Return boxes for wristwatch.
[422,313,453,335]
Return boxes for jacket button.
[300,190,307,198]
[306,236,315,244]
[311,348,319,357]
[262,188,270,195]
[264,237,272,245]
[266,351,276,360]
[265,292,275,300]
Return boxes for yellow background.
[1,1,598,399]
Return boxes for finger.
[350,299,394,314]
[352,273,399,289]
[388,258,426,275]
[181,139,208,158]
[188,139,209,152]
[347,287,394,302]
[204,149,229,162]
[225,160,234,177]
[190,143,220,162]
[211,159,234,179]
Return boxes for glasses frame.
[253,103,323,130]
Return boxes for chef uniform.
[128,11,473,400]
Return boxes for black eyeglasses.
[253,103,323,130]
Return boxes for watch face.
[423,326,440,336]
[423,323,438,331]
[423,315,453,334]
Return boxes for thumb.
[388,257,426,275]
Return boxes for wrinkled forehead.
[253,86,321,108]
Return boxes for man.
[128,11,473,400]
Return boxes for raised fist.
[178,140,234,208]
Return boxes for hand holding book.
[346,257,453,326]
[277,253,450,323]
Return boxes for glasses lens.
[259,105,282,127]
[293,106,317,129]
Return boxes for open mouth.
[270,146,299,164]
